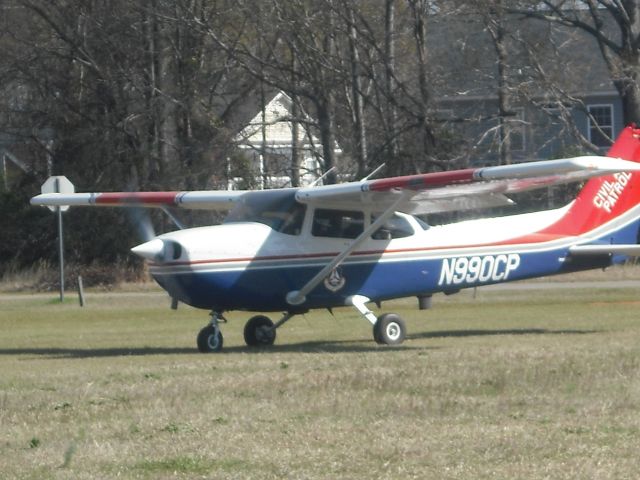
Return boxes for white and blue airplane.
[31,126,640,352]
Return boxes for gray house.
[429,12,623,166]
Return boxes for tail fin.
[542,125,640,238]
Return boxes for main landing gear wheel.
[373,313,406,345]
[197,325,224,353]
[244,315,276,347]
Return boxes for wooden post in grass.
[77,275,85,307]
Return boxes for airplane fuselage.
[144,194,640,312]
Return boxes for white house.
[232,91,341,189]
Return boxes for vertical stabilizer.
[541,126,640,237]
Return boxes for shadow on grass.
[230,340,429,355]
[410,327,600,340]
[0,347,196,359]
[0,329,597,358]
[0,339,430,359]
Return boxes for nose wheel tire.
[244,315,276,347]
[373,313,406,345]
[197,325,224,353]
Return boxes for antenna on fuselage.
[308,166,338,187]
[360,163,386,182]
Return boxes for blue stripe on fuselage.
[152,243,616,312]
[152,213,640,311]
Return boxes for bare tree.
[485,0,515,164]
[516,1,640,127]
[384,0,400,164]
[345,3,368,178]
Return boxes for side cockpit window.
[279,202,306,235]
[224,190,305,235]
[371,213,415,240]
[312,209,364,239]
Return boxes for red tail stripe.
[515,126,640,239]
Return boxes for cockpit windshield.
[224,189,306,235]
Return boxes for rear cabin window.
[371,213,415,240]
[312,209,364,239]
[224,189,305,235]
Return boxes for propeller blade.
[127,207,156,242]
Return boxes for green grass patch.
[1,286,640,478]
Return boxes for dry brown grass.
[1,285,639,479]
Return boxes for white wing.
[31,156,640,214]
[31,190,246,210]
[296,156,640,214]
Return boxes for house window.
[588,105,613,147]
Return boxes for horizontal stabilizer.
[569,244,640,256]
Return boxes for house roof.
[233,91,341,152]
[235,91,317,146]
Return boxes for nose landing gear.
[196,311,296,353]
[197,311,226,353]
[348,295,407,346]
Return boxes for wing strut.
[285,190,413,306]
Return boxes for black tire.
[373,313,406,345]
[244,315,276,347]
[197,325,224,353]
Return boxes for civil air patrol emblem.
[324,268,346,292]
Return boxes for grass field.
[1,285,640,479]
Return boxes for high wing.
[31,155,640,214]
[296,156,640,214]
[31,190,247,210]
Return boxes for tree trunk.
[347,6,368,178]
[145,0,161,188]
[614,58,640,125]
[409,0,434,172]
[157,7,180,187]
[384,0,399,163]
[486,1,512,165]
[289,48,301,187]
[290,90,301,187]
[317,2,338,184]
[316,97,337,184]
